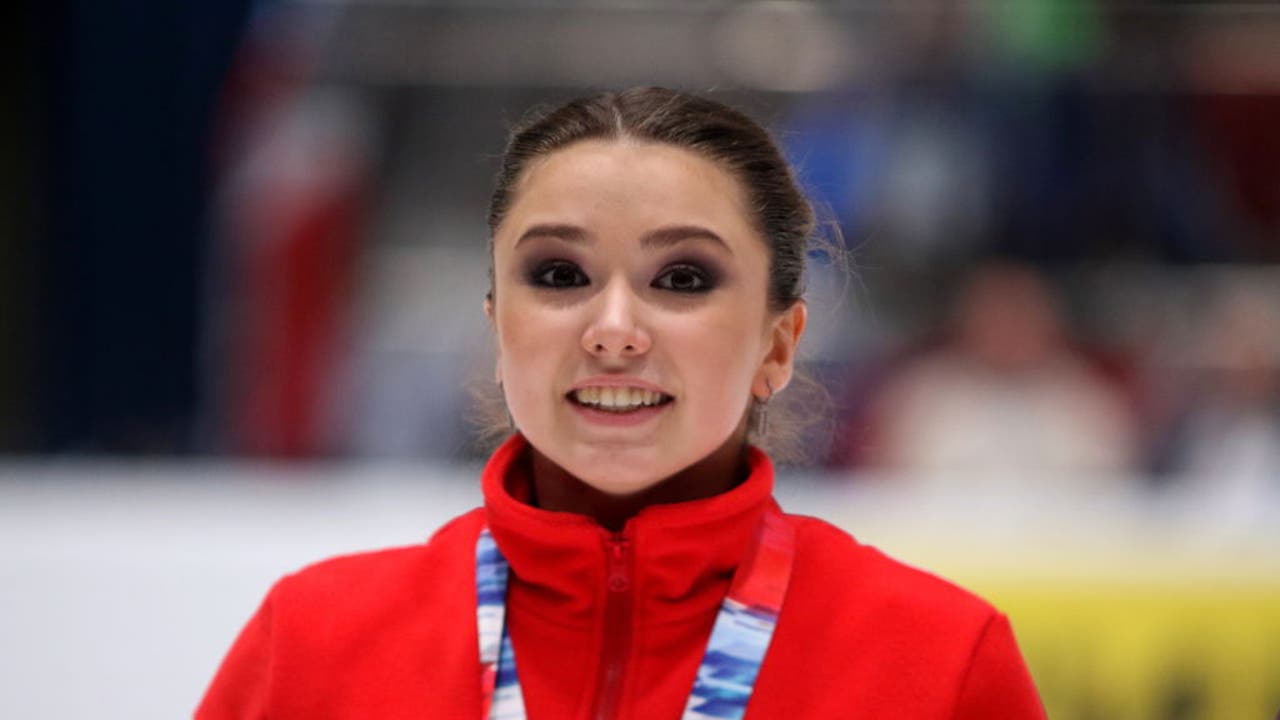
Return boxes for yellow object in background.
[826,489,1280,720]
[973,582,1280,720]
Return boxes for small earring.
[752,379,774,438]
[498,381,515,433]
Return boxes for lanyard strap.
[476,531,524,719]
[476,510,795,720]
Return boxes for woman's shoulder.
[775,514,1018,699]
[783,512,998,626]
[198,510,490,717]
[771,513,1046,718]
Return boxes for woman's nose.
[581,281,651,358]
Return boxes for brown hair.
[479,87,832,462]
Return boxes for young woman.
[198,88,1047,719]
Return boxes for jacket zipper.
[590,532,633,720]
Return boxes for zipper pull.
[606,535,630,593]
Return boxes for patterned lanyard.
[476,510,795,720]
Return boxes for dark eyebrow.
[514,223,590,248]
[641,225,733,255]
[513,223,732,254]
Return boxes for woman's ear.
[484,295,502,384]
[754,301,807,399]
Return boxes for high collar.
[481,434,778,628]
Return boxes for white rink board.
[1,461,1277,720]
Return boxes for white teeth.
[572,386,668,411]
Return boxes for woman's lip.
[568,376,671,396]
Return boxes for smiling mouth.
[568,387,674,413]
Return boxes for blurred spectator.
[844,261,1139,490]
[1162,283,1280,515]
[1186,17,1280,261]
[204,5,373,456]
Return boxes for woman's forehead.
[499,139,756,241]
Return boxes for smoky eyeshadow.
[659,252,727,289]
[514,245,730,291]
[529,259,586,288]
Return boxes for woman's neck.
[527,433,751,532]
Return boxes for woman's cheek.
[501,313,569,414]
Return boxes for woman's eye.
[654,264,713,293]
[532,261,588,289]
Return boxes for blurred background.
[4,0,1279,717]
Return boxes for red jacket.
[198,435,1046,719]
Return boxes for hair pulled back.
[488,87,814,314]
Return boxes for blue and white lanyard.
[476,512,795,720]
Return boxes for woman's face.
[488,139,805,496]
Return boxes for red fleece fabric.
[197,435,1047,719]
